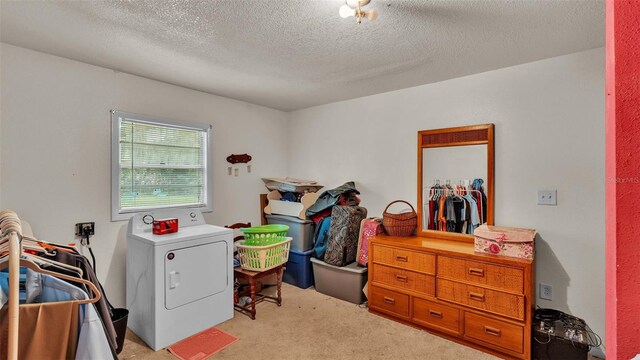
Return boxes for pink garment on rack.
[473,192,483,224]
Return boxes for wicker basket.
[382,200,417,237]
[236,237,292,271]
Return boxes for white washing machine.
[126,208,233,350]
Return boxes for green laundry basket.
[240,224,289,246]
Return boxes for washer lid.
[129,224,232,246]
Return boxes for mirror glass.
[421,145,487,233]
[417,124,494,242]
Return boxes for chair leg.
[277,266,283,306]
[249,277,256,320]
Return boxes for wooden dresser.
[368,235,534,359]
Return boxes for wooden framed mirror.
[417,124,494,243]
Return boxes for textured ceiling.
[1,0,604,111]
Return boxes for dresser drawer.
[372,245,435,274]
[437,256,524,294]
[372,264,435,296]
[437,279,524,320]
[464,312,524,354]
[413,297,460,335]
[370,286,410,318]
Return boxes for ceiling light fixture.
[339,0,378,24]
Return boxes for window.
[111,111,212,221]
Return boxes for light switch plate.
[537,190,557,205]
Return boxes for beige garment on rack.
[0,301,79,360]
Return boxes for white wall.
[0,43,289,306]
[288,48,605,353]
[1,42,606,353]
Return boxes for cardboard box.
[474,224,536,260]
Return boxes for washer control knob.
[190,212,197,219]
[142,214,154,225]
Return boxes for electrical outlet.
[75,222,95,236]
[539,283,553,300]
[537,190,557,206]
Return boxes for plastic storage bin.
[283,249,314,289]
[310,258,368,304]
[266,214,314,252]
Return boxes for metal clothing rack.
[423,179,486,202]
[0,210,102,360]
[7,233,20,360]
[1,210,23,360]
[1,210,102,360]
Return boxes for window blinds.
[119,119,207,211]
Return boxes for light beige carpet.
[119,283,497,360]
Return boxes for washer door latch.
[169,270,180,289]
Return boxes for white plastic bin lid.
[310,258,368,274]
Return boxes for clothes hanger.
[0,215,84,277]
[0,256,101,305]
[0,240,55,258]
[451,182,463,199]
[0,235,84,276]
[426,181,436,201]
[23,235,78,253]
[429,187,436,201]
[22,237,82,271]
[24,254,84,277]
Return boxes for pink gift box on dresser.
[473,224,536,260]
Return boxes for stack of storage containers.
[265,214,315,288]
[262,178,324,289]
[264,179,369,306]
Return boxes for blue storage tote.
[283,249,314,289]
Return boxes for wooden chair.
[224,221,283,319]
[224,222,251,241]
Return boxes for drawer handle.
[484,326,502,337]
[428,309,443,318]
[468,292,485,302]
[383,296,396,305]
[468,267,485,277]
[395,275,408,282]
[395,255,408,262]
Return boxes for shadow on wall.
[535,235,605,358]
[104,223,128,307]
[535,235,570,311]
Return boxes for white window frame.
[111,110,213,221]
